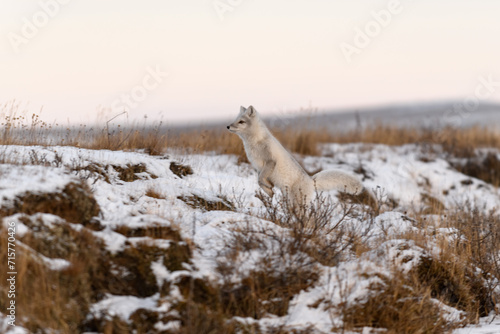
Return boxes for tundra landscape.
[2,0,500,333]
[1,102,500,333]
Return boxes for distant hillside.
[176,101,500,133]
[269,101,500,132]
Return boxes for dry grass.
[215,228,321,318]
[0,218,107,333]
[171,227,321,333]
[87,125,166,155]
[144,187,166,199]
[113,163,158,182]
[451,152,500,187]
[178,194,236,212]
[2,105,500,332]
[436,206,500,317]
[255,190,377,266]
[330,203,500,333]
[169,193,374,332]
[165,124,500,160]
[172,193,500,333]
[169,161,194,178]
[113,223,183,240]
[0,181,100,226]
[339,272,452,334]
[2,103,499,161]
[2,183,499,333]
[0,213,191,333]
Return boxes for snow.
[38,253,72,271]
[0,143,499,333]
[454,315,500,334]
[88,294,159,321]
[306,143,500,213]
[0,316,29,334]
[0,163,74,202]
[1,217,29,238]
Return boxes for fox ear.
[247,105,256,117]
[240,106,246,114]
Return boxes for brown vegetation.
[1,107,500,333]
[332,204,500,333]
[178,194,236,212]
[339,271,451,334]
[0,181,100,225]
[1,105,499,160]
[452,152,500,187]
[169,161,194,178]
[144,187,166,199]
[0,214,192,333]
[1,175,499,333]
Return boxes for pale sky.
[1,0,499,125]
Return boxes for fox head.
[227,106,258,136]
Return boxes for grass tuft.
[452,152,500,187]
[169,162,194,178]
[145,188,165,199]
[339,271,451,334]
[0,181,100,226]
[113,163,157,182]
[178,195,235,212]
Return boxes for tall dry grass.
[3,104,500,189]
[2,101,500,158]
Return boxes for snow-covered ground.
[0,143,499,333]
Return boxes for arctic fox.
[227,105,367,206]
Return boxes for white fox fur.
[227,106,366,206]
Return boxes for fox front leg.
[258,160,276,197]
[259,178,274,197]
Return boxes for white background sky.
[1,0,499,125]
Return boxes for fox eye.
[238,120,245,124]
